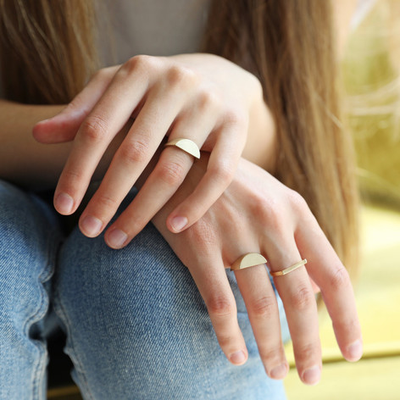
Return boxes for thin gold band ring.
[270,259,307,277]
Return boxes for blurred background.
[284,1,400,398]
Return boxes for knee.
[55,221,210,349]
[0,180,61,320]
[56,222,199,318]
[0,180,59,241]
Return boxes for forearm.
[243,93,277,173]
[0,99,69,190]
[0,99,125,191]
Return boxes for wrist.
[243,89,277,174]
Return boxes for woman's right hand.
[33,53,272,247]
[148,155,362,385]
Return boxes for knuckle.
[259,347,284,364]
[253,197,287,237]
[210,162,234,187]
[81,115,108,143]
[207,294,236,317]
[249,295,277,319]
[184,219,216,249]
[165,65,197,88]
[287,189,309,214]
[328,265,351,291]
[289,285,315,312]
[223,108,248,128]
[216,335,235,349]
[63,168,83,185]
[197,89,221,112]
[119,139,150,165]
[295,343,318,362]
[65,98,81,114]
[122,55,155,76]
[95,194,119,213]
[156,160,186,186]
[333,316,360,337]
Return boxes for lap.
[54,192,288,400]
[0,180,62,399]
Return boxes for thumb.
[33,68,115,143]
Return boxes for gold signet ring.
[231,253,268,271]
[270,259,307,277]
[164,138,200,159]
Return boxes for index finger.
[54,69,148,215]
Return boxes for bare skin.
[0,3,362,384]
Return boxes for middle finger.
[79,86,185,237]
[235,263,289,380]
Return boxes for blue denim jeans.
[0,180,289,400]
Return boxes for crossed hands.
[33,54,362,386]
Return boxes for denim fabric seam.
[23,267,49,400]
[26,227,59,399]
[53,287,95,400]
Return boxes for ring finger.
[104,109,217,248]
[264,237,322,385]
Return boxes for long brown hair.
[0,0,359,275]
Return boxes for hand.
[151,155,363,385]
[33,53,268,248]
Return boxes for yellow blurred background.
[285,1,400,398]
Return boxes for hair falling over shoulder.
[0,0,360,276]
[203,0,360,277]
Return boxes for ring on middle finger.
[164,138,201,159]
[230,253,268,271]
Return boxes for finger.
[53,67,149,215]
[104,103,218,246]
[187,249,248,366]
[105,147,193,248]
[295,218,363,362]
[167,120,246,233]
[78,86,185,237]
[33,67,116,144]
[235,264,289,380]
[265,237,322,386]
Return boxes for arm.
[0,100,67,190]
[0,99,128,191]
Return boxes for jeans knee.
[0,180,61,326]
[55,222,200,320]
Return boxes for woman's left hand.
[33,53,272,246]
[150,155,362,385]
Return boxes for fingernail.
[302,365,321,385]
[55,193,74,214]
[171,216,188,232]
[270,363,288,380]
[37,118,50,125]
[107,229,128,249]
[347,340,363,362]
[80,216,102,237]
[229,350,247,365]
